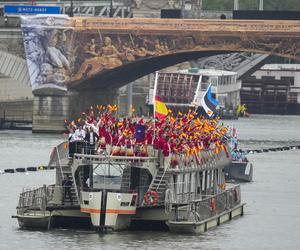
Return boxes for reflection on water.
[1,115,300,250]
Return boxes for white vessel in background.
[148,68,241,118]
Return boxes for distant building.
[241,64,300,114]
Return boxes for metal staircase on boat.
[148,167,171,204]
[58,162,79,206]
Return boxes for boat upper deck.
[71,145,231,173]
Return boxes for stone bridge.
[73,18,300,91]
[3,16,300,132]
[21,16,300,94]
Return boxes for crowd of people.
[66,105,230,158]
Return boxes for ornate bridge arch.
[21,16,300,92]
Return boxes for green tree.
[202,0,300,11]
[202,0,234,11]
[239,0,259,10]
[264,0,300,10]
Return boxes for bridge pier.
[32,91,79,133]
[32,89,118,133]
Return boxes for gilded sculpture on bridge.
[71,34,173,81]
[20,15,300,92]
[72,36,124,81]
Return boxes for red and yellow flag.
[155,96,168,119]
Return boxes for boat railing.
[55,141,229,171]
[169,185,242,222]
[73,153,158,167]
[71,142,158,158]
[166,147,230,171]
[17,184,56,216]
[48,141,69,167]
[169,183,202,204]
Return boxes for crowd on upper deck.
[66,105,230,158]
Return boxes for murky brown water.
[1,115,300,250]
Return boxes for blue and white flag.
[201,84,219,117]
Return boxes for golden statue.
[71,36,123,82]
[100,36,123,69]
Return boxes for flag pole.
[153,71,159,141]
[193,74,202,113]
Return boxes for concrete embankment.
[0,99,32,129]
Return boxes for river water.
[0,115,300,250]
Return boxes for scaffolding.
[154,72,201,106]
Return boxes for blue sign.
[4,5,61,15]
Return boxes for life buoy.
[144,190,159,205]
[211,197,216,213]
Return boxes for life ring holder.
[143,190,159,206]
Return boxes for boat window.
[197,172,202,194]
[203,170,206,191]
[190,172,196,199]
[92,163,124,190]
[185,173,190,199]
[207,170,211,190]
[211,170,214,189]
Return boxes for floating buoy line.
[1,145,299,175]
[242,145,300,154]
[0,165,54,175]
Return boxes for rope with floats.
[242,145,300,154]
[0,165,54,175]
[1,145,299,174]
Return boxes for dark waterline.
[1,115,300,250]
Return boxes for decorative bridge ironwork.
[21,16,300,93]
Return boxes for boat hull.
[225,161,253,182]
[166,203,245,234]
[16,214,51,229]
[15,208,91,229]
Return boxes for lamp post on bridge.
[234,0,239,10]
[233,0,263,11]
[69,0,74,17]
[259,0,264,11]
[109,0,113,17]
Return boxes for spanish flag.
[155,96,168,119]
